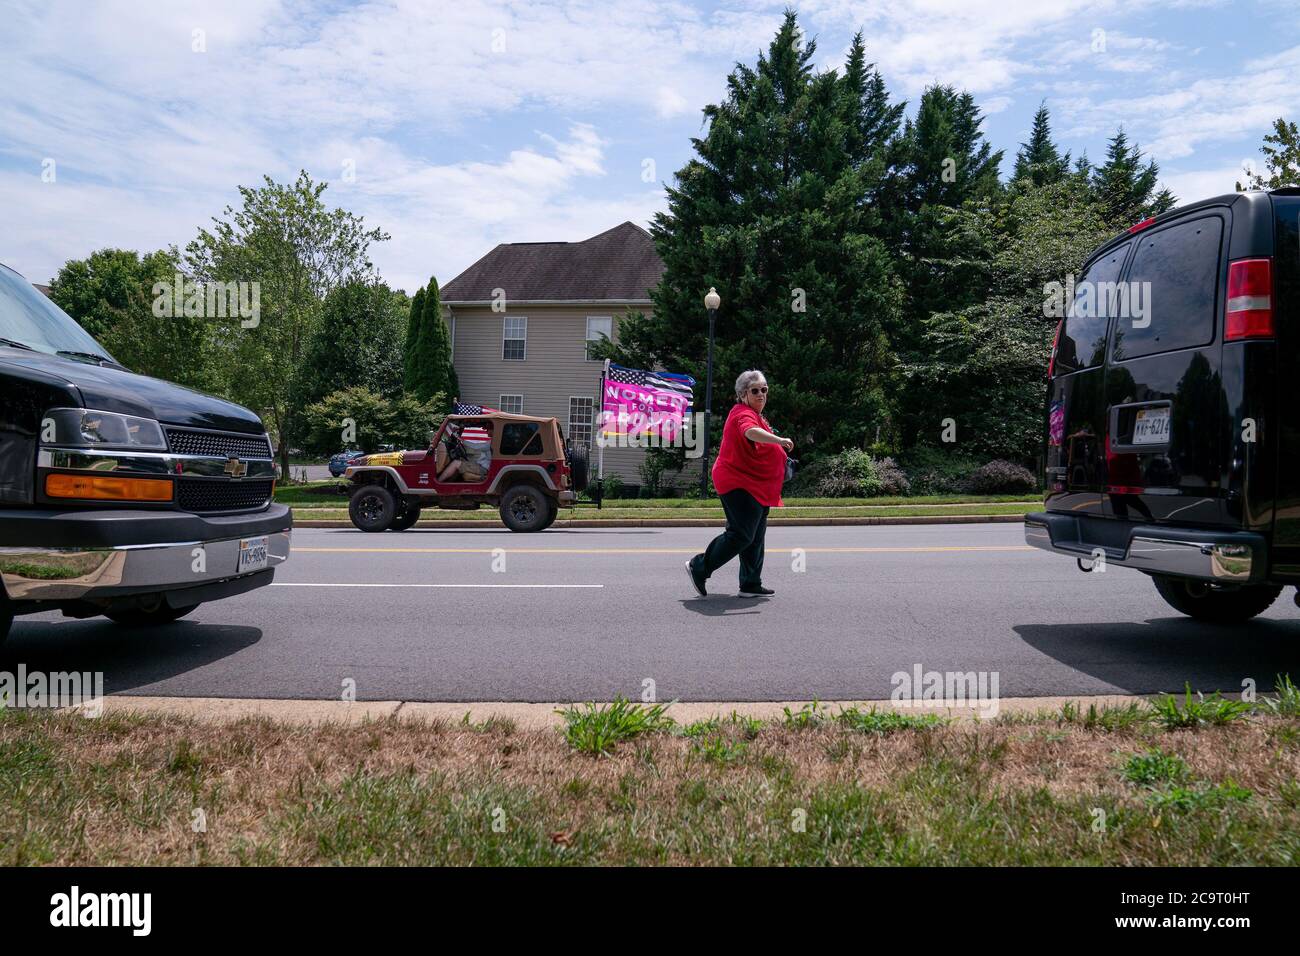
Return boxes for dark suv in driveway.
[0,264,292,644]
[1025,187,1300,622]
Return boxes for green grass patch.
[557,698,675,755]
[1149,684,1253,730]
[833,706,948,734]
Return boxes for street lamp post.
[701,287,720,498]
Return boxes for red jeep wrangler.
[343,412,590,533]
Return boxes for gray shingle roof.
[441,222,663,304]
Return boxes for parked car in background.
[328,449,365,477]
[0,263,292,645]
[1026,187,1300,622]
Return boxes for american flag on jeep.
[453,402,497,415]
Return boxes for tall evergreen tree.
[1012,102,1070,187]
[402,286,425,393]
[1091,128,1175,224]
[410,276,456,409]
[609,11,902,454]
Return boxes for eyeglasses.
[748,386,769,395]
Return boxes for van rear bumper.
[1023,512,1266,583]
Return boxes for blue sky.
[2,0,1298,292]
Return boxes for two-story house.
[441,221,679,485]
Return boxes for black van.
[1026,187,1300,622]
[0,264,291,644]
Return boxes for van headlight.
[41,408,167,451]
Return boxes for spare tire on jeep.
[500,484,550,533]
[566,440,589,492]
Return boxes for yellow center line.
[293,546,1036,554]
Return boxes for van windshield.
[0,265,119,365]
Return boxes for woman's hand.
[780,437,794,452]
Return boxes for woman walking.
[686,370,792,598]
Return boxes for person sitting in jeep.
[436,421,492,483]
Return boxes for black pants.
[694,488,769,589]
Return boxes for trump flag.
[600,362,695,441]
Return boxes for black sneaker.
[739,585,774,597]
[686,558,708,598]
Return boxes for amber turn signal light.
[46,474,174,502]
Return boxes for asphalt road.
[7,523,1300,702]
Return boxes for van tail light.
[1047,318,1063,379]
[1127,217,1156,234]
[1226,257,1274,340]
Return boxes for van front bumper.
[0,504,291,604]
[1023,512,1265,583]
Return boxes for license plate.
[238,536,269,573]
[1132,407,1171,445]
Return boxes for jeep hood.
[2,349,265,434]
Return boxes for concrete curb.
[294,514,1030,529]
[96,694,1149,728]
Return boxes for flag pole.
[597,358,609,482]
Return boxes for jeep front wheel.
[349,484,397,532]
[389,504,422,531]
[1152,575,1282,623]
[500,485,549,533]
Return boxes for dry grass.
[1,706,1298,865]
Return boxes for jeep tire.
[389,503,422,531]
[350,484,397,533]
[567,441,590,492]
[500,484,549,533]
[1152,575,1282,623]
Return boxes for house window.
[568,396,595,449]
[503,316,527,360]
[585,316,613,361]
[498,394,523,415]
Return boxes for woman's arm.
[744,426,794,451]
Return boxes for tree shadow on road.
[1014,617,1300,695]
[1,616,262,695]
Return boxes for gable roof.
[440,222,663,304]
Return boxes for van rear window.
[1056,243,1129,374]
[1111,216,1222,362]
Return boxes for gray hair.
[734,369,767,401]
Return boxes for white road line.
[271,582,603,589]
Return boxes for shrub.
[964,459,1038,495]
[900,446,982,495]
[873,456,911,496]
[787,449,909,497]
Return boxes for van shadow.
[1,616,262,696]
[1014,617,1300,694]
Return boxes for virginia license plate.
[238,536,269,573]
[1132,407,1171,445]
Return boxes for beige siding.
[447,303,701,487]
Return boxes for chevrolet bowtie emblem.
[223,456,248,478]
